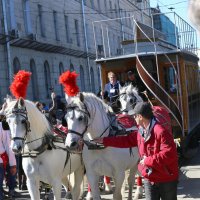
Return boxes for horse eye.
[21,119,26,124]
[130,99,134,104]
[78,116,84,121]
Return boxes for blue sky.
[150,0,200,47]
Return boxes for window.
[164,66,176,93]
[23,0,32,34]
[104,0,107,12]
[70,63,74,71]
[13,57,20,74]
[44,61,51,98]
[97,66,101,88]
[98,1,101,12]
[80,66,85,91]
[74,19,80,46]
[86,23,91,49]
[30,59,38,100]
[65,15,70,43]
[38,4,45,37]
[59,62,64,96]
[6,0,16,30]
[90,67,95,93]
[115,4,118,18]
[90,0,94,9]
[53,11,59,40]
[109,1,112,18]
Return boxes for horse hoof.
[65,191,72,199]
[104,183,112,192]
[85,192,93,200]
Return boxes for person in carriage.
[94,102,179,200]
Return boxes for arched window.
[80,65,85,91]
[97,66,101,89]
[13,57,21,74]
[70,63,74,71]
[44,61,51,98]
[59,62,64,97]
[30,59,38,100]
[90,67,95,93]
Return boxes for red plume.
[59,70,79,97]
[10,70,32,99]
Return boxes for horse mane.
[120,85,143,102]
[5,100,51,135]
[73,92,113,119]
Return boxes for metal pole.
[101,24,106,58]
[92,22,98,59]
[2,0,13,85]
[106,26,111,57]
[151,13,160,84]
[81,0,92,91]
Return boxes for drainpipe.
[81,0,92,92]
[2,0,13,85]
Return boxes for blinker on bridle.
[67,103,90,138]
[9,106,31,142]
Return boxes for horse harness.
[6,105,69,161]
[66,102,133,150]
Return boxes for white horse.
[4,97,84,200]
[119,84,143,114]
[64,92,139,200]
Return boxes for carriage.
[93,12,200,156]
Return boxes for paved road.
[6,145,200,199]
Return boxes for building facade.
[0,0,151,103]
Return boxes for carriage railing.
[93,12,197,60]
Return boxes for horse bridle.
[66,102,114,139]
[7,107,31,142]
[66,103,91,138]
[117,92,137,113]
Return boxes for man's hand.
[139,156,147,166]
[10,165,17,175]
[93,137,104,144]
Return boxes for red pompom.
[59,70,79,97]
[10,70,32,99]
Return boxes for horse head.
[119,84,143,113]
[64,93,90,152]
[5,97,29,154]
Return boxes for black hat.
[128,102,153,119]
[127,70,134,76]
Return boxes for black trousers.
[144,179,178,200]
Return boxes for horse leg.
[71,165,84,200]
[51,180,62,200]
[86,172,101,200]
[134,176,143,199]
[62,177,72,199]
[113,172,125,200]
[86,183,93,200]
[104,176,112,192]
[26,178,40,200]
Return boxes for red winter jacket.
[103,121,179,183]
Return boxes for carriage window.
[164,66,176,93]
[70,63,74,72]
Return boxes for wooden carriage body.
[93,13,200,149]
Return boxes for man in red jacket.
[94,102,178,200]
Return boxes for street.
[8,145,200,200]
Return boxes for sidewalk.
[177,146,200,200]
